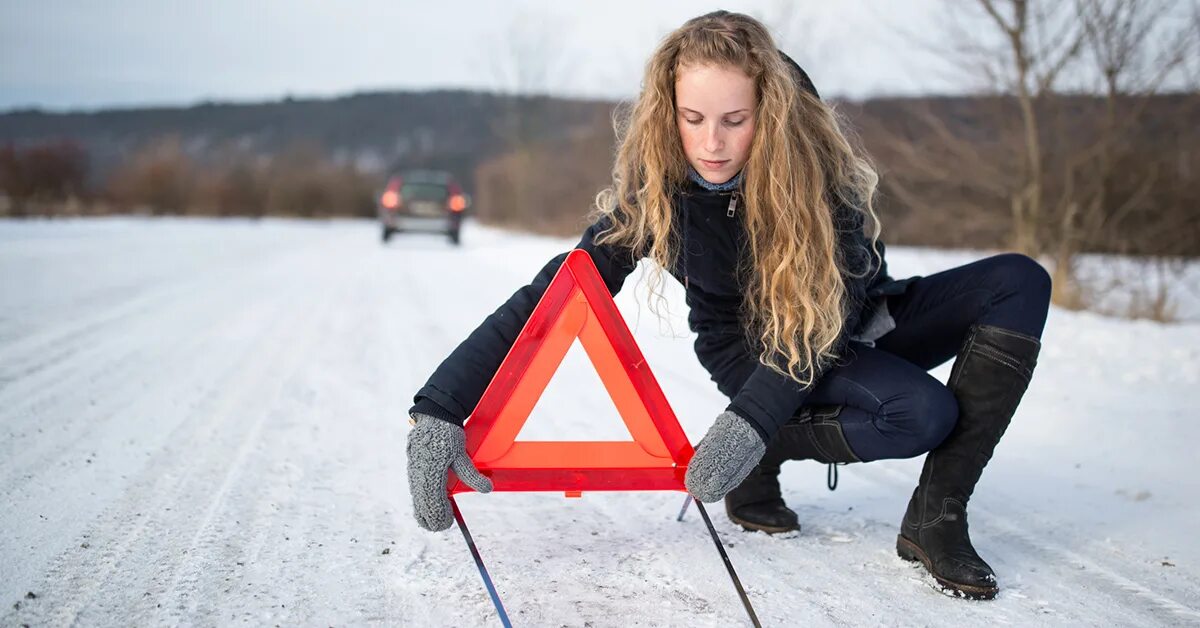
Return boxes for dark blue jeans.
[803,253,1052,462]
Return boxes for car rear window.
[401,183,448,201]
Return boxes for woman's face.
[675,62,757,185]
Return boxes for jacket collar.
[685,165,744,193]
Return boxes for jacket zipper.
[684,190,740,291]
[683,193,690,290]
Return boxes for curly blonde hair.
[591,10,884,388]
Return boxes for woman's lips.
[700,159,729,169]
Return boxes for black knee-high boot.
[725,405,861,534]
[897,323,1041,600]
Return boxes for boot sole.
[896,534,999,600]
[727,512,800,535]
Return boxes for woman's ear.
[777,50,821,101]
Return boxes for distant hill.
[0,90,618,189]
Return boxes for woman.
[407,10,1050,601]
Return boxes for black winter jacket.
[408,178,918,441]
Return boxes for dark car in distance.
[377,170,470,245]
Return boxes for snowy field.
[2,217,1198,627]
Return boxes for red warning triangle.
[449,249,694,495]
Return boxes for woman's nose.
[703,123,724,153]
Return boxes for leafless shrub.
[0,140,89,216]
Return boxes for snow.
[2,216,1198,626]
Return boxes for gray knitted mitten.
[407,414,493,531]
[684,410,767,503]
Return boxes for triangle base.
[450,467,686,494]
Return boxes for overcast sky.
[0,0,1037,112]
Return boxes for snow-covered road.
[2,217,1198,626]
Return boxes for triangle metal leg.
[451,497,513,628]
[451,495,760,627]
[694,498,763,628]
[676,494,692,521]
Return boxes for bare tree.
[1048,0,1198,309]
[970,0,1089,255]
[870,0,1198,317]
[869,1,1088,256]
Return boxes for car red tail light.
[381,177,403,209]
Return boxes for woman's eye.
[725,119,745,127]
[686,118,702,125]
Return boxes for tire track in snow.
[0,221,318,378]
[156,272,339,624]
[158,250,397,625]
[0,225,355,396]
[0,264,241,385]
[182,252,447,626]
[0,329,219,494]
[2,265,324,626]
[0,241,317,412]
[0,289,160,384]
[0,251,318,495]
[0,239,357,477]
[983,516,1200,625]
[861,463,1200,625]
[0,273,251,448]
[0,274,309,606]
